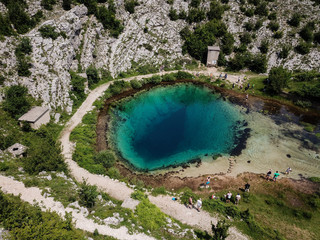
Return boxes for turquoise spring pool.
[109,84,247,171]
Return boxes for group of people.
[266,167,292,181]
[188,197,202,212]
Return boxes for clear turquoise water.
[110,84,245,171]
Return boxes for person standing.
[226,191,232,203]
[188,197,193,209]
[245,183,250,192]
[266,169,272,180]
[273,171,280,181]
[206,176,211,188]
[196,198,202,212]
[235,193,241,205]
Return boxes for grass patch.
[300,122,316,132]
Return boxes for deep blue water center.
[110,84,244,171]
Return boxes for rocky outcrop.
[0,0,319,112]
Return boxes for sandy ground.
[0,70,256,239]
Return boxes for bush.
[221,32,234,55]
[168,8,178,21]
[176,71,194,80]
[124,0,139,14]
[268,12,277,20]
[0,13,14,37]
[86,66,100,87]
[300,25,314,42]
[178,10,187,19]
[62,0,72,10]
[94,150,116,168]
[41,0,56,10]
[244,22,254,32]
[70,71,86,108]
[267,21,279,32]
[7,1,34,34]
[268,66,291,93]
[0,75,5,85]
[190,0,201,8]
[279,45,291,59]
[255,2,268,16]
[245,8,255,17]
[3,85,31,119]
[78,180,98,208]
[151,186,167,196]
[249,54,267,73]
[295,41,311,55]
[180,189,199,204]
[96,5,124,38]
[240,32,252,44]
[207,0,227,20]
[186,8,206,23]
[15,37,32,58]
[107,167,120,179]
[288,13,302,27]
[254,19,263,30]
[17,58,32,77]
[273,31,283,39]
[39,25,60,40]
[162,73,176,82]
[259,39,269,53]
[130,79,142,89]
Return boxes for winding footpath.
[1,70,248,239]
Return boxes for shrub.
[244,22,254,31]
[130,79,142,89]
[96,5,124,38]
[273,31,283,39]
[211,220,230,240]
[207,0,227,20]
[221,32,234,55]
[176,71,194,80]
[62,0,72,11]
[41,0,56,10]
[267,21,279,32]
[314,31,320,44]
[288,13,302,27]
[180,189,198,204]
[255,2,269,16]
[240,32,252,44]
[107,167,120,179]
[151,186,167,196]
[295,41,311,55]
[186,8,206,23]
[268,66,291,93]
[0,13,14,36]
[124,0,139,14]
[86,66,100,87]
[94,150,116,168]
[39,25,60,40]
[300,25,314,42]
[17,58,32,77]
[3,85,31,119]
[254,19,263,30]
[259,39,269,53]
[178,10,187,19]
[279,45,291,59]
[78,180,98,208]
[0,75,5,85]
[70,71,86,108]
[245,8,255,17]
[15,37,32,58]
[162,73,176,82]
[7,1,34,34]
[167,0,174,4]
[268,12,277,20]
[168,8,178,21]
[190,0,201,8]
[249,54,267,73]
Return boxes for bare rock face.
[0,0,319,112]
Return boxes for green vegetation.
[39,25,62,40]
[70,71,86,110]
[267,66,291,94]
[86,65,100,88]
[78,180,98,208]
[41,0,56,10]
[15,37,33,77]
[0,190,85,239]
[62,0,72,10]
[2,85,31,119]
[124,0,139,14]
[94,150,116,168]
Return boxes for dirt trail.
[1,70,248,239]
[0,175,155,240]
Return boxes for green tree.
[15,37,32,58]
[207,0,226,20]
[78,180,98,208]
[130,79,142,89]
[3,85,30,119]
[268,66,291,93]
[221,32,234,55]
[39,25,60,39]
[62,0,72,10]
[17,58,32,77]
[124,0,139,14]
[0,13,14,36]
[41,0,56,10]
[279,45,291,59]
[249,53,267,73]
[86,66,100,87]
[169,8,178,21]
[23,129,67,174]
[94,150,116,168]
[259,39,269,53]
[212,220,230,240]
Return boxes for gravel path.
[0,70,248,239]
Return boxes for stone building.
[18,107,50,129]
[206,46,220,67]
